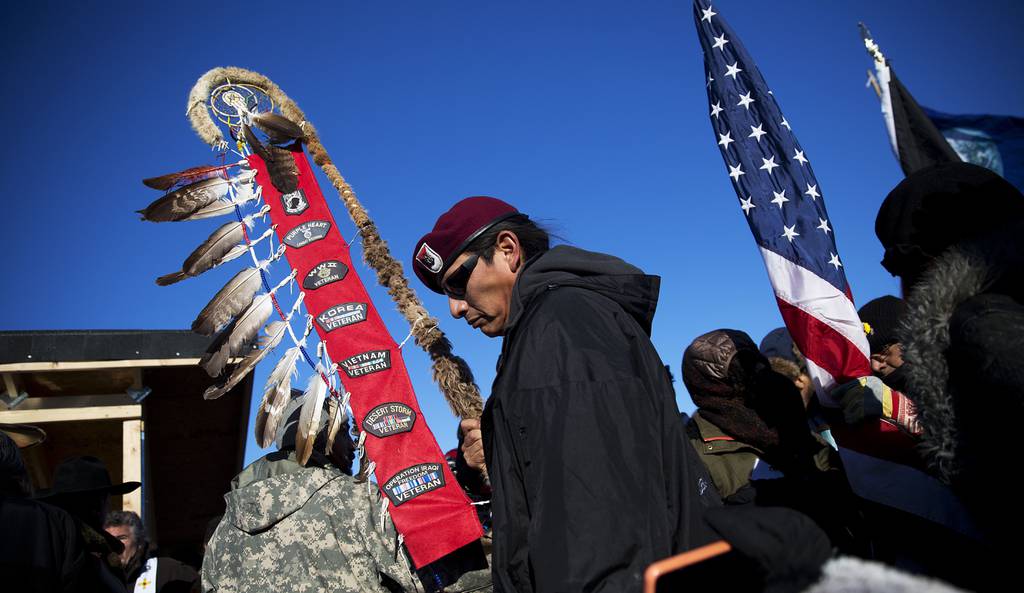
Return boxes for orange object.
[642,541,733,593]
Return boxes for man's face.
[870,343,904,377]
[442,248,517,338]
[105,524,139,567]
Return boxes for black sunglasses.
[442,254,480,299]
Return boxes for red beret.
[413,196,520,294]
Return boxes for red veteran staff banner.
[249,146,482,568]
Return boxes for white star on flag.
[771,189,788,208]
[781,117,791,130]
[701,5,717,22]
[728,163,745,181]
[718,131,734,149]
[782,224,799,242]
[805,183,820,200]
[828,252,842,269]
[737,91,755,109]
[740,196,756,215]
[712,34,729,50]
[707,72,714,87]
[817,217,831,234]
[710,101,723,118]
[749,124,766,142]
[759,155,779,174]
[793,149,808,165]
[724,62,742,79]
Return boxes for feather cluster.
[200,291,274,377]
[204,320,288,400]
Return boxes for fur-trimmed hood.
[899,219,1024,483]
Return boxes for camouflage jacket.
[202,452,422,593]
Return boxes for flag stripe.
[776,298,872,391]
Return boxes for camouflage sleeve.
[200,523,223,593]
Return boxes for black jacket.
[0,496,90,593]
[901,219,1024,547]
[481,246,720,593]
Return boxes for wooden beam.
[10,393,136,411]
[0,358,203,373]
[122,419,143,514]
[0,404,141,423]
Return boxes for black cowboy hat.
[34,455,140,499]
[0,423,47,448]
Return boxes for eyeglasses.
[442,254,480,299]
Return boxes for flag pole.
[186,67,484,421]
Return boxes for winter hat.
[412,196,522,294]
[875,162,1024,279]
[759,327,806,367]
[857,296,907,354]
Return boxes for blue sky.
[2,1,1022,465]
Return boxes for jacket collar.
[900,221,1023,483]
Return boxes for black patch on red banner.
[284,220,330,248]
[303,260,348,290]
[316,302,368,332]
[281,189,309,215]
[383,462,445,506]
[341,349,391,378]
[363,402,416,438]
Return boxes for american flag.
[693,0,872,402]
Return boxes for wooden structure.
[0,330,253,561]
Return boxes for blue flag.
[925,108,1024,191]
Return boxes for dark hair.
[105,510,147,545]
[463,214,551,262]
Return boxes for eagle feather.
[203,320,288,400]
[199,291,273,377]
[191,268,263,335]
[138,177,230,222]
[252,112,305,144]
[156,222,245,286]
[296,375,328,465]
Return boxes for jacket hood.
[682,329,761,400]
[900,219,1024,483]
[506,245,660,335]
[224,452,342,534]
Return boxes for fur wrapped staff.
[186,67,484,420]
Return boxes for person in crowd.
[681,329,866,554]
[1,431,94,593]
[875,161,1024,553]
[411,196,720,593]
[857,295,909,391]
[37,456,139,592]
[105,510,198,593]
[202,393,422,593]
